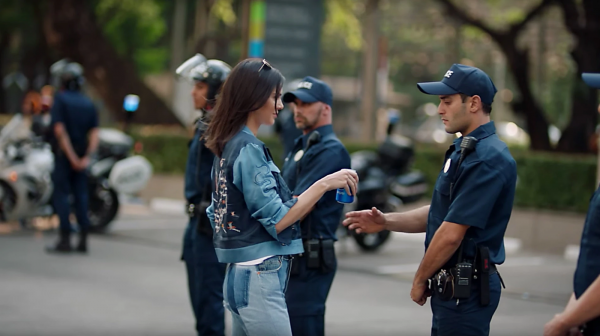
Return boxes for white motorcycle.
[0,115,153,233]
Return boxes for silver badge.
[294,149,304,162]
[443,158,451,173]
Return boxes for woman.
[205,58,358,336]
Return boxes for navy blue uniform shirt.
[184,120,214,204]
[50,90,98,156]
[574,186,600,299]
[282,125,351,240]
[426,121,517,265]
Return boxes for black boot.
[76,229,88,253]
[46,231,72,253]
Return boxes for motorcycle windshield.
[175,54,208,81]
[0,114,27,146]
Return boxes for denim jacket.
[206,126,304,263]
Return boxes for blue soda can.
[336,188,354,204]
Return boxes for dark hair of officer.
[460,93,492,114]
[204,58,284,157]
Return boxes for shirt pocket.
[435,174,452,197]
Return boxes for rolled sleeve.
[444,161,505,229]
[233,143,293,241]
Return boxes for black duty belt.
[186,202,213,236]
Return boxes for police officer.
[543,73,600,336]
[46,59,99,254]
[344,64,517,336]
[274,79,303,160]
[175,54,230,336]
[281,76,351,336]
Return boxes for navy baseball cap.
[582,73,600,89]
[417,64,498,105]
[283,76,333,106]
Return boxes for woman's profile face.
[254,88,283,126]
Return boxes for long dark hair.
[204,58,284,157]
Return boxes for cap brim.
[283,90,319,104]
[582,73,600,89]
[417,82,459,96]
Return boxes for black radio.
[452,261,473,299]
[306,239,321,269]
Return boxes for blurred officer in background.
[176,53,230,336]
[46,59,99,254]
[281,76,351,336]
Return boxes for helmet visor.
[175,54,208,81]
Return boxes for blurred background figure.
[45,59,99,254]
[176,53,230,336]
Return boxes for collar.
[241,125,254,136]
[452,121,496,149]
[300,124,333,148]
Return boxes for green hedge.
[133,132,597,213]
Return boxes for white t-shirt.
[236,255,274,266]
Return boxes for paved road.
[0,205,573,336]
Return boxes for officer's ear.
[322,103,332,116]
[469,95,483,114]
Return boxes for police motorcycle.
[0,114,152,233]
[86,126,153,232]
[0,115,55,224]
[339,120,428,252]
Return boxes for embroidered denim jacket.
[206,126,304,263]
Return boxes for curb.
[149,198,186,215]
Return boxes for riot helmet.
[50,59,84,91]
[176,54,231,107]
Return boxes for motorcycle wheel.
[88,184,119,234]
[351,202,394,252]
[352,229,391,252]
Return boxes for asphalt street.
[0,204,573,336]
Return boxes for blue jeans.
[224,256,293,336]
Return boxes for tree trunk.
[437,0,554,151]
[555,0,600,152]
[0,34,10,113]
[360,0,380,142]
[43,0,182,125]
[499,38,551,151]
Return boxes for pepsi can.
[336,188,354,204]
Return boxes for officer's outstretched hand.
[343,207,386,234]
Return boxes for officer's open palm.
[343,207,386,234]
